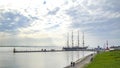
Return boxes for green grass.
[85,50,120,68]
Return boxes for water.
[0,47,93,68]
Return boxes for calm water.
[0,47,93,68]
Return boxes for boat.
[62,46,88,51]
[62,31,88,51]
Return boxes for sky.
[0,0,120,47]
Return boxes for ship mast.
[72,31,74,47]
[82,32,85,47]
[67,32,69,47]
[78,30,80,47]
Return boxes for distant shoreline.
[0,46,60,47]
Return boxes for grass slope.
[85,50,120,68]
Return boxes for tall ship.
[62,31,88,51]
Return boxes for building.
[110,46,120,50]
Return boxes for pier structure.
[13,48,95,53]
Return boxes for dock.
[13,49,96,53]
[14,50,63,53]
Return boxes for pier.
[14,50,63,53]
[13,49,96,53]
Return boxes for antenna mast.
[106,40,109,50]
[106,40,108,47]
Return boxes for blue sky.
[0,0,120,47]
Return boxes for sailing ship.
[62,31,88,51]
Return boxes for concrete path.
[64,54,95,68]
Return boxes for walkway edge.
[64,53,96,68]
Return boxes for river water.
[0,47,93,68]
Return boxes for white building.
[110,46,120,50]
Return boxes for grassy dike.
[85,50,120,68]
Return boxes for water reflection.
[65,50,87,67]
[0,47,93,68]
[82,51,85,57]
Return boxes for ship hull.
[62,46,88,51]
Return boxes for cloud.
[0,0,120,47]
[43,1,46,4]
[0,9,37,33]
[0,33,54,46]
[45,24,60,31]
[47,7,60,15]
[66,0,120,39]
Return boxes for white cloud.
[0,0,120,47]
